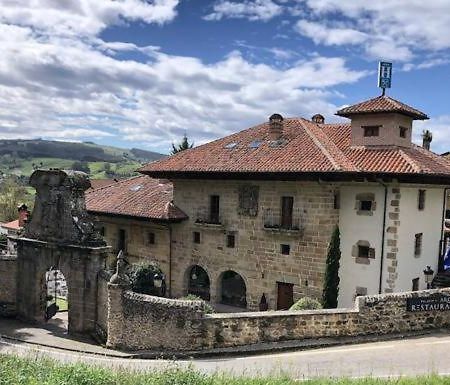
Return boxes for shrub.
[289,297,323,311]
[127,262,164,296]
[179,294,215,314]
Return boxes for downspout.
[439,188,449,272]
[168,224,173,298]
[378,181,388,294]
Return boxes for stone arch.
[15,170,109,334]
[218,270,247,308]
[186,265,211,301]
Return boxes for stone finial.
[109,250,130,286]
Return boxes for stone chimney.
[422,130,432,151]
[269,113,283,141]
[17,204,29,227]
[311,114,325,124]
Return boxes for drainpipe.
[168,224,173,298]
[439,188,449,272]
[377,181,388,294]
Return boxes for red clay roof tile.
[85,175,187,221]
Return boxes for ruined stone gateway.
[15,169,109,333]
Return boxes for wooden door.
[277,282,294,310]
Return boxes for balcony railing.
[195,210,223,227]
[263,208,304,234]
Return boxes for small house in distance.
[137,94,450,309]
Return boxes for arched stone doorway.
[44,267,69,330]
[187,265,210,301]
[219,270,247,308]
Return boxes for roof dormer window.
[363,126,380,137]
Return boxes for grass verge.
[0,354,449,385]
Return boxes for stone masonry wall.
[106,286,450,352]
[0,256,17,316]
[171,180,339,310]
[95,270,111,342]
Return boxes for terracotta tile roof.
[336,95,429,120]
[139,117,450,181]
[85,175,188,221]
[1,219,21,231]
[88,179,118,190]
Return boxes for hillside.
[0,139,165,180]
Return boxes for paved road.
[2,331,450,379]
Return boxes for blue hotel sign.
[378,61,392,89]
[406,293,450,312]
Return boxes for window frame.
[280,244,290,255]
[209,195,220,224]
[362,125,380,137]
[148,231,155,245]
[226,232,236,248]
[399,126,408,138]
[418,189,426,211]
[280,196,294,229]
[414,233,423,256]
[193,231,201,244]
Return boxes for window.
[209,195,220,224]
[281,196,294,229]
[99,226,105,236]
[418,190,426,210]
[414,233,423,256]
[412,277,419,291]
[193,231,201,244]
[281,244,290,255]
[148,232,155,245]
[400,126,408,138]
[355,193,376,215]
[118,229,126,252]
[360,200,373,211]
[358,245,375,259]
[363,126,380,137]
[333,191,340,209]
[226,233,235,248]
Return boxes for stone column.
[106,251,130,349]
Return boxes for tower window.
[400,126,408,138]
[363,126,380,137]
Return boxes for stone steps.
[432,271,450,288]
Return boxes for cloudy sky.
[1,0,449,154]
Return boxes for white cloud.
[295,20,367,46]
[0,0,180,37]
[293,1,450,63]
[204,0,283,22]
[0,0,370,152]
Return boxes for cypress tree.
[322,226,341,308]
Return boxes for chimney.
[422,129,432,151]
[269,113,283,141]
[17,204,29,227]
[311,114,325,124]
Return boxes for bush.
[289,297,323,311]
[179,294,215,314]
[127,262,164,296]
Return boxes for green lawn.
[0,354,449,385]
[56,297,68,312]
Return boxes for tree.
[0,177,29,222]
[71,161,90,173]
[171,134,194,154]
[322,226,341,308]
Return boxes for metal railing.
[262,208,303,231]
[195,209,222,225]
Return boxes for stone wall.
[106,286,450,351]
[0,256,17,316]
[171,180,339,310]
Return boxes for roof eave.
[87,210,188,223]
[140,170,450,185]
[335,110,429,120]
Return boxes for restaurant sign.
[406,293,450,312]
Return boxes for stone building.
[88,95,450,310]
[85,176,187,296]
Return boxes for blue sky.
[0,0,449,154]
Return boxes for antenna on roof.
[378,61,392,96]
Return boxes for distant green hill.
[0,139,165,180]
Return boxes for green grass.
[55,297,68,312]
[0,354,449,385]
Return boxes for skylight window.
[249,140,263,148]
[129,185,142,192]
[224,142,238,149]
